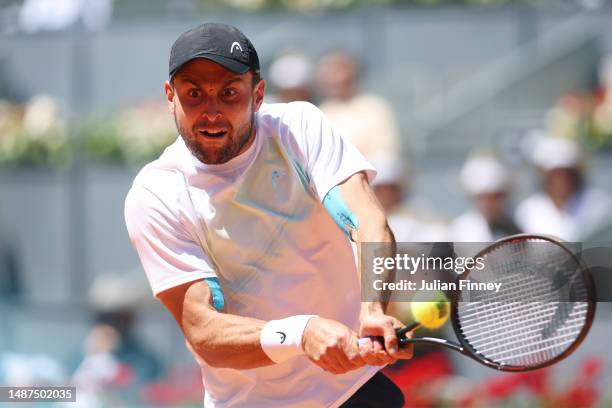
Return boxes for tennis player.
[125,22,411,407]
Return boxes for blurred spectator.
[19,0,112,32]
[316,51,401,161]
[72,271,162,398]
[267,50,315,103]
[369,154,448,242]
[514,135,611,240]
[450,153,521,241]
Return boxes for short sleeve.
[291,102,376,199]
[125,186,216,297]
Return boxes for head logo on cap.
[169,22,260,78]
[230,41,243,54]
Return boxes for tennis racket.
[367,234,596,372]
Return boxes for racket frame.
[396,233,597,372]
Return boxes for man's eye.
[188,89,201,98]
[223,89,237,97]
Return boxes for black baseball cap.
[169,22,260,79]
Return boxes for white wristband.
[260,315,317,363]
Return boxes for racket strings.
[461,298,558,323]
[462,305,588,342]
[460,275,579,334]
[467,312,587,352]
[461,303,584,342]
[456,239,590,368]
[462,306,587,365]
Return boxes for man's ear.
[253,79,266,112]
[164,80,175,114]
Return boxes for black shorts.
[340,372,404,408]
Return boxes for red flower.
[111,363,135,387]
[485,374,522,399]
[520,369,550,396]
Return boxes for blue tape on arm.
[323,186,359,240]
[203,277,225,311]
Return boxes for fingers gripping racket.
[370,234,596,372]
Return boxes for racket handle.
[357,322,421,348]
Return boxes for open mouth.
[198,129,228,138]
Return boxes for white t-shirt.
[449,211,495,242]
[514,188,611,241]
[125,102,378,408]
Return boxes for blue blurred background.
[1,0,612,406]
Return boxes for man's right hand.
[302,317,365,375]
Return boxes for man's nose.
[201,98,222,121]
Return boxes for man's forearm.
[185,310,274,369]
[360,301,386,318]
[162,280,316,370]
[356,222,396,312]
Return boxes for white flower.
[22,94,65,139]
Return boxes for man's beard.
[175,114,254,165]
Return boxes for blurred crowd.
[306,48,612,408]
[266,48,612,244]
[2,45,612,407]
[0,270,204,407]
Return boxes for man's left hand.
[358,307,414,365]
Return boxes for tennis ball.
[411,291,450,329]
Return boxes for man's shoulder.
[258,101,322,124]
[257,102,326,157]
[129,138,191,203]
